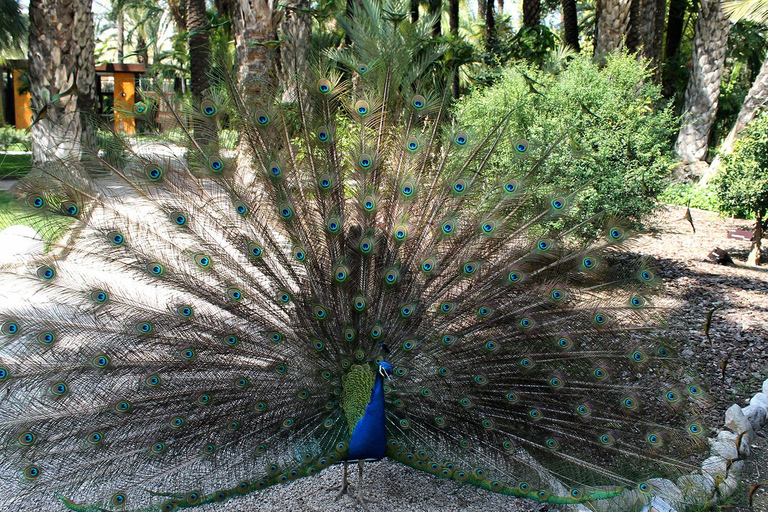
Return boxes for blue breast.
[345,374,387,461]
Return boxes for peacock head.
[378,361,394,381]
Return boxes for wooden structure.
[2,61,146,134]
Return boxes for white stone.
[724,404,755,444]
[715,429,750,457]
[646,478,684,511]
[640,496,678,512]
[709,439,738,461]
[0,225,44,262]
[749,392,768,411]
[701,455,728,478]
[742,403,767,431]
[716,474,739,498]
[763,379,768,394]
[676,474,714,507]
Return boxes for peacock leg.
[356,459,377,507]
[331,461,349,498]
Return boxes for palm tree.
[674,0,730,164]
[523,0,541,26]
[594,0,631,59]
[561,0,580,51]
[231,0,279,98]
[716,0,768,159]
[662,0,686,93]
[28,0,97,164]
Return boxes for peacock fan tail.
[0,2,709,510]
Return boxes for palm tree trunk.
[625,0,641,53]
[674,0,730,164]
[720,55,768,156]
[643,0,666,83]
[561,0,580,51]
[28,0,97,165]
[594,0,631,59]
[449,0,459,97]
[279,0,311,103]
[117,6,124,60]
[523,0,541,26]
[411,0,419,22]
[232,0,278,99]
[187,0,214,146]
[484,0,496,56]
[663,0,686,93]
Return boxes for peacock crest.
[0,1,708,510]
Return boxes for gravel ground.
[193,204,768,512]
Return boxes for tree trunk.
[187,0,214,146]
[411,0,418,22]
[429,0,442,37]
[561,0,580,51]
[449,0,459,97]
[719,54,768,157]
[663,0,686,93]
[594,0,631,59]
[496,0,503,13]
[625,0,641,53]
[117,7,124,60]
[187,0,210,101]
[748,212,764,266]
[643,0,666,83]
[478,0,486,25]
[279,0,311,103]
[523,0,540,26]
[232,0,278,99]
[28,0,97,165]
[136,34,149,64]
[484,0,496,55]
[674,0,730,164]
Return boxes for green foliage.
[455,51,677,234]
[506,25,559,67]
[712,112,768,218]
[0,127,30,151]
[658,182,722,211]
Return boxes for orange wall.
[12,70,32,130]
[114,72,135,134]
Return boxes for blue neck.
[345,372,387,461]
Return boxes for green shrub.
[712,113,768,220]
[0,127,31,152]
[658,182,721,212]
[454,51,677,236]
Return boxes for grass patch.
[0,153,32,179]
[659,182,722,212]
[0,191,75,249]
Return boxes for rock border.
[572,378,768,512]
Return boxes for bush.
[711,112,768,265]
[454,51,677,236]
[658,182,721,212]
[0,127,31,152]
[712,113,768,220]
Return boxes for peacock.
[0,2,709,511]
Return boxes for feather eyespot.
[91,355,110,369]
[27,195,45,208]
[90,289,109,303]
[454,131,468,146]
[208,155,224,172]
[201,99,217,117]
[107,231,124,245]
[2,320,19,335]
[354,100,370,116]
[37,266,56,280]
[109,492,128,507]
[412,95,426,109]
[515,139,529,153]
[317,79,332,93]
[145,164,163,181]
